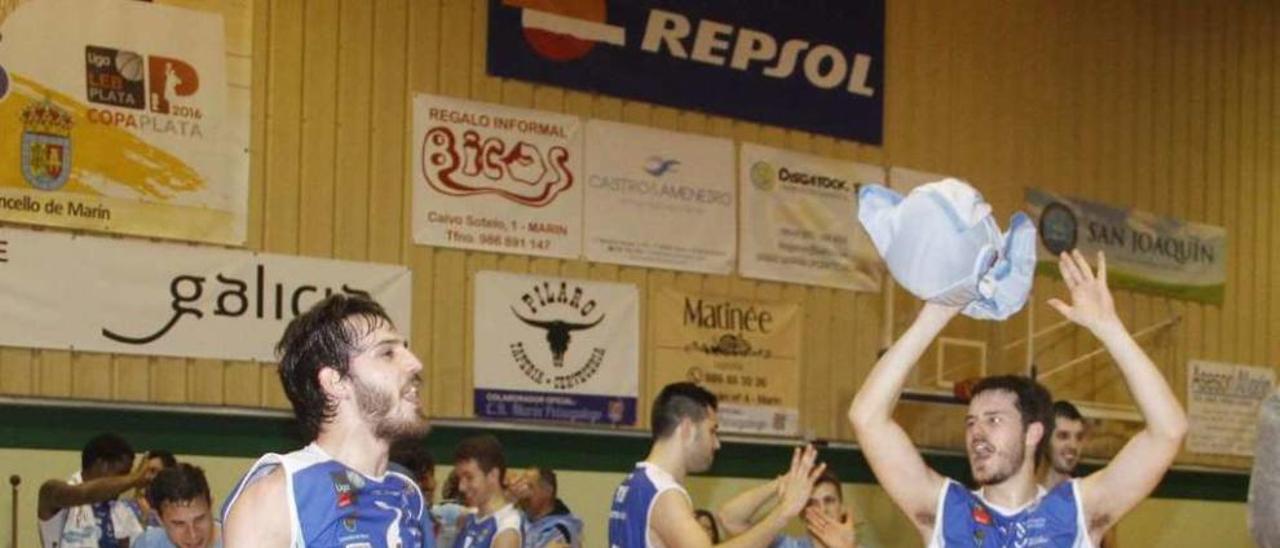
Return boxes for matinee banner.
[0,0,251,244]
[650,286,802,436]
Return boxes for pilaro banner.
[474,271,640,425]
[1026,188,1227,304]
[487,0,885,144]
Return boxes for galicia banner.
[650,287,802,436]
[474,271,640,425]
[584,119,735,274]
[0,0,251,244]
[487,0,885,144]
[1025,188,1227,304]
[412,94,584,259]
[739,143,884,290]
[0,226,410,362]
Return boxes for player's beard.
[971,439,1024,486]
[352,373,429,441]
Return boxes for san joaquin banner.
[650,287,802,436]
[0,0,251,244]
[1026,188,1227,304]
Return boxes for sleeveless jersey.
[930,478,1093,547]
[222,443,429,548]
[608,463,689,548]
[452,503,523,548]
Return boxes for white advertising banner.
[474,271,639,425]
[412,93,583,259]
[583,120,735,274]
[0,0,251,245]
[0,226,411,362]
[1187,360,1276,456]
[739,143,883,291]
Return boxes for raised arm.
[714,477,779,537]
[653,446,824,548]
[1050,251,1188,541]
[847,302,957,537]
[38,460,160,520]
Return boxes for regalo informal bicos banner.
[1026,188,1227,304]
[739,143,884,291]
[650,287,801,436]
[487,0,884,144]
[0,226,410,362]
[584,119,735,274]
[1187,360,1275,457]
[0,0,251,244]
[474,271,639,425]
[412,94,583,259]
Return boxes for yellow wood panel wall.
[1,0,1276,471]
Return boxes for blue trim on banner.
[487,0,885,144]
[475,388,638,425]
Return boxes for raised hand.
[776,445,826,518]
[1047,250,1123,335]
[804,506,857,548]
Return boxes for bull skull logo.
[511,307,605,368]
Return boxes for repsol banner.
[1026,188,1227,304]
[487,0,884,144]
[0,226,410,361]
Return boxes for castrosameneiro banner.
[0,225,410,362]
[487,0,885,145]
[739,143,883,291]
[650,287,802,436]
[584,119,735,274]
[1026,188,1227,304]
[474,271,639,425]
[0,0,251,245]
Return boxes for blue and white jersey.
[453,503,523,548]
[930,478,1093,547]
[608,462,689,548]
[770,535,816,548]
[222,443,429,548]
[524,503,583,548]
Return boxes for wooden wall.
[0,0,1276,471]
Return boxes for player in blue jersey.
[453,435,523,548]
[848,251,1188,547]
[221,294,432,547]
[608,382,825,547]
